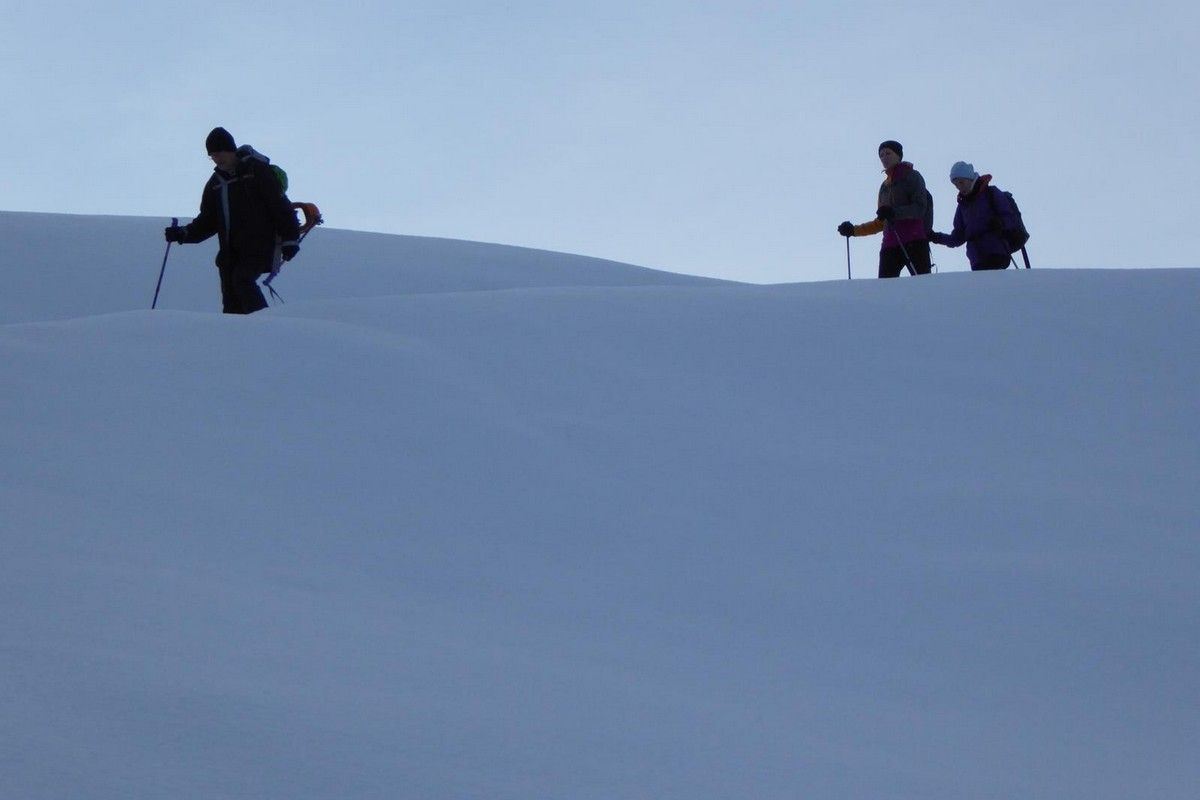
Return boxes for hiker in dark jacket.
[165,127,300,314]
[929,161,1020,271]
[838,140,932,278]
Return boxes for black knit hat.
[879,140,903,159]
[205,127,237,154]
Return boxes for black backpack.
[987,185,1030,253]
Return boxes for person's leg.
[878,246,905,279]
[907,239,932,275]
[972,253,1011,271]
[219,262,268,314]
[217,264,241,313]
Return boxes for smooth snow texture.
[2,211,1197,799]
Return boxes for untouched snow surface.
[2,211,1198,799]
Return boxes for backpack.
[234,144,323,299]
[987,185,1030,253]
[924,189,934,236]
[236,144,289,192]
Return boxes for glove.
[876,206,894,222]
[837,221,855,237]
[281,243,299,262]
[988,217,1005,233]
[164,225,187,244]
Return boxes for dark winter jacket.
[930,175,1018,266]
[182,154,300,272]
[849,162,931,249]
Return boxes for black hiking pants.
[878,240,932,279]
[972,254,1011,271]
[218,260,269,314]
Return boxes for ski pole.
[846,236,852,280]
[151,217,178,310]
[896,238,916,276]
[262,221,317,304]
[263,203,322,304]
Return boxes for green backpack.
[236,144,289,192]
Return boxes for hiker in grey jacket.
[165,127,300,314]
[838,140,933,278]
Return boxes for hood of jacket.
[885,161,914,183]
[957,174,993,203]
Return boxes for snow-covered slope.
[2,212,1197,799]
[0,211,724,324]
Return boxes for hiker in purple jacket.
[929,161,1020,271]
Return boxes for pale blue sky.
[3,0,1197,282]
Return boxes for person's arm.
[849,218,885,236]
[182,183,219,243]
[933,206,966,248]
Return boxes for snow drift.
[2,211,1197,799]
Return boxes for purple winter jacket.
[930,175,1019,266]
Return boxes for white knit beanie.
[949,161,979,181]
